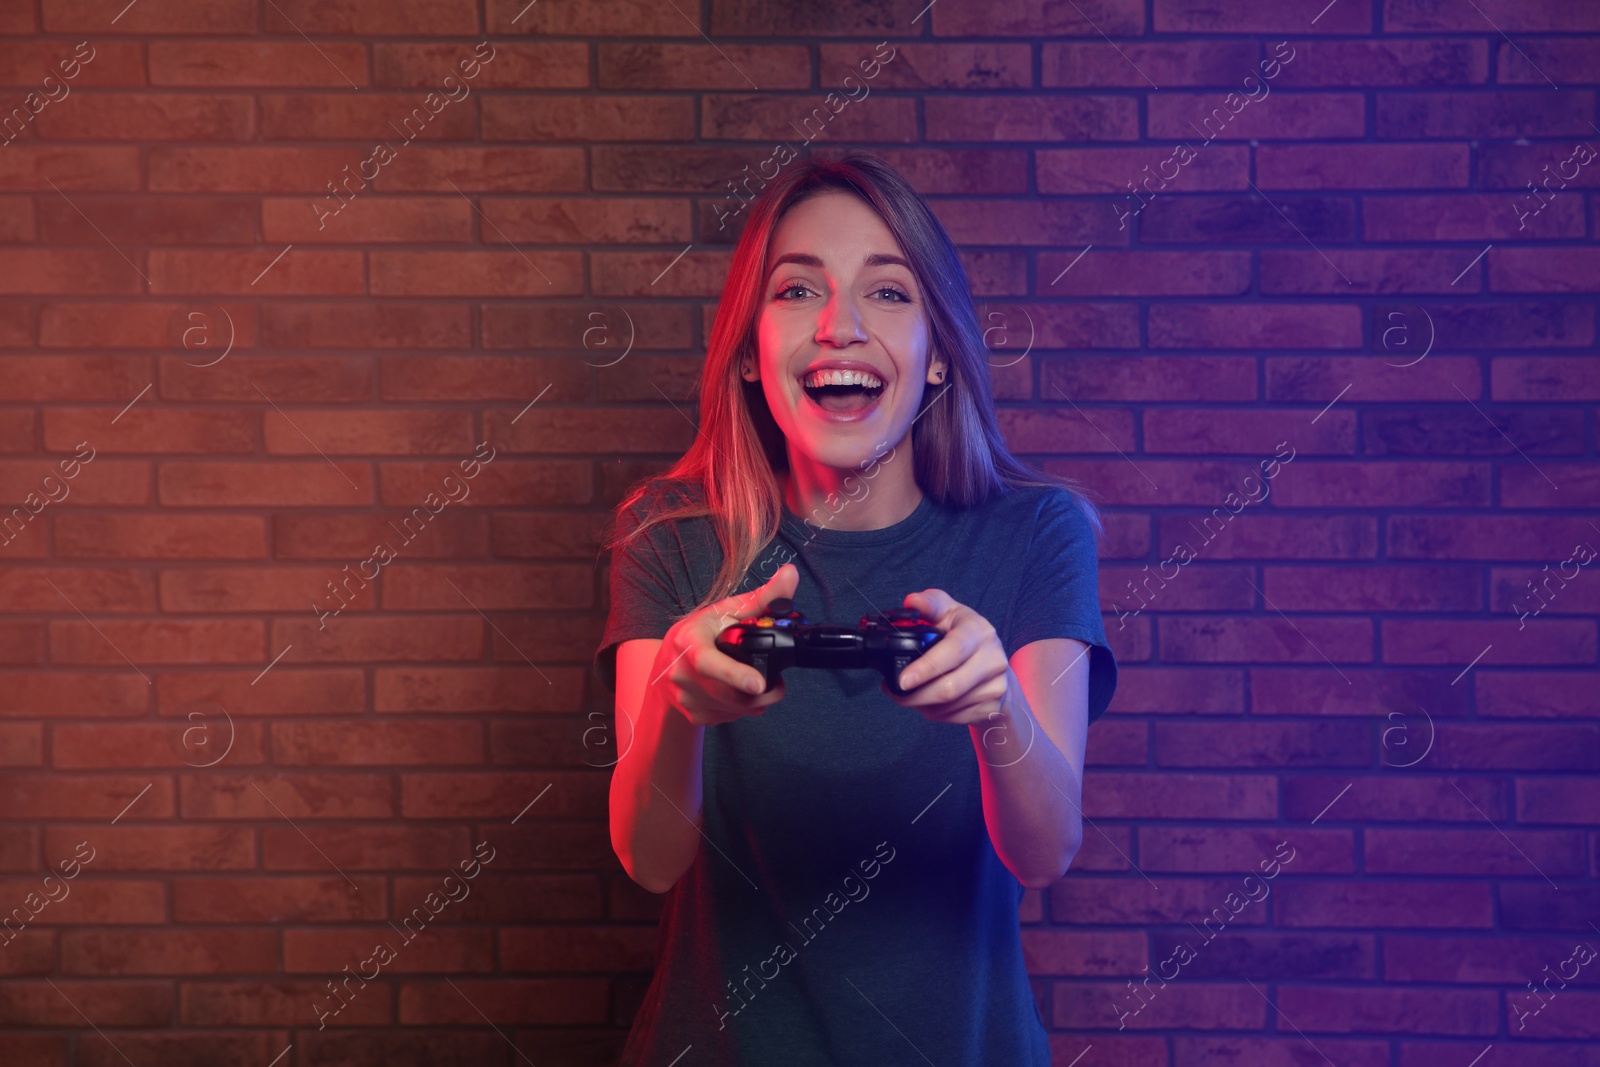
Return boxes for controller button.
[756,617,773,627]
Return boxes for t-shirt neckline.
[779,490,939,547]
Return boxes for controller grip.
[714,639,782,694]
[884,652,922,696]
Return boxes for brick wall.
[1,0,1596,1063]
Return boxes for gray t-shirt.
[596,478,1117,1066]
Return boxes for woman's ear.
[927,354,947,384]
[741,356,760,382]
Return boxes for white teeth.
[802,368,884,389]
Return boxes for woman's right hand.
[650,562,800,727]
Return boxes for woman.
[594,152,1117,1065]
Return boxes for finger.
[713,562,798,622]
[894,654,993,709]
[894,619,977,692]
[686,640,767,698]
[905,588,956,621]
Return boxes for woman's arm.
[608,637,706,893]
[969,639,1091,889]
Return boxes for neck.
[782,441,920,532]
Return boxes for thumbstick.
[766,597,794,615]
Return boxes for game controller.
[715,597,944,695]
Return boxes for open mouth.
[800,370,886,415]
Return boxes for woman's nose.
[816,293,867,345]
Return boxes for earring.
[935,369,945,381]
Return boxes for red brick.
[1278,881,1494,929]
[0,566,155,613]
[1270,462,1492,508]
[1043,251,1254,295]
[43,825,254,869]
[380,355,588,400]
[180,774,394,820]
[1387,0,1600,32]
[939,198,1135,246]
[0,250,141,295]
[4,775,174,819]
[62,930,277,975]
[1377,91,1596,138]
[148,249,363,296]
[477,197,690,245]
[0,673,150,719]
[273,511,486,561]
[264,410,472,456]
[1043,40,1255,88]
[1365,828,1586,876]
[55,514,267,559]
[1498,38,1600,83]
[0,146,141,190]
[68,713,260,770]
[380,563,590,613]
[1109,666,1244,714]
[1274,39,1489,87]
[1178,1035,1387,1064]
[50,618,262,666]
[258,94,474,141]
[1261,248,1476,293]
[272,720,483,766]
[1160,616,1373,664]
[1150,304,1361,348]
[1054,978,1264,1030]
[999,408,1136,455]
[265,0,477,34]
[374,42,590,90]
[486,96,694,142]
[156,668,365,718]
[842,148,1030,195]
[1143,407,1353,454]
[0,883,163,921]
[265,826,470,871]
[1264,565,1478,612]
[1490,247,1600,293]
[46,407,254,454]
[38,196,256,246]
[150,147,370,193]
[159,566,372,613]
[1278,985,1496,1034]
[600,43,810,89]
[401,771,602,819]
[37,93,254,140]
[0,458,148,504]
[1258,143,1470,190]
[161,355,372,403]
[1043,356,1255,401]
[1382,618,1594,666]
[0,41,145,86]
[0,723,43,766]
[42,0,255,32]
[1155,720,1372,768]
[376,147,586,193]
[1516,777,1600,824]
[1285,774,1506,823]
[150,40,370,86]
[1150,92,1365,140]
[159,462,371,507]
[40,302,256,350]
[398,977,609,1025]
[1036,146,1249,195]
[379,459,591,507]
[285,926,493,973]
[270,615,484,663]
[179,978,389,1027]
[0,980,171,1026]
[1139,827,1354,874]
[369,251,584,296]
[262,196,472,243]
[1366,192,1585,240]
[375,667,578,713]
[1084,773,1276,820]
[936,0,1143,35]
[1501,462,1600,508]
[1477,671,1599,718]
[928,96,1136,142]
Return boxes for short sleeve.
[593,498,692,694]
[1005,488,1119,726]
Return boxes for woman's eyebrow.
[767,251,912,275]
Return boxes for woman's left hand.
[883,588,1017,726]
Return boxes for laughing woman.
[594,153,1117,1066]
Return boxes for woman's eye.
[776,284,813,300]
[873,287,910,303]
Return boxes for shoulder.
[980,482,1098,541]
[609,477,716,558]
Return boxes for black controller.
[715,597,944,695]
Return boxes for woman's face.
[747,190,945,474]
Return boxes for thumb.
[716,562,798,622]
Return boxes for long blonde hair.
[603,152,1102,615]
